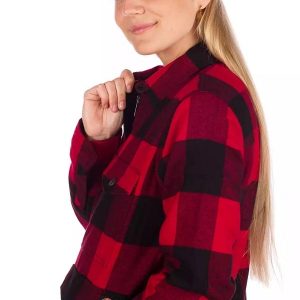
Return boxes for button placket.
[134,95,141,117]
[133,80,149,118]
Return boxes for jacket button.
[134,80,149,93]
[108,178,116,186]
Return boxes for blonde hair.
[194,0,278,285]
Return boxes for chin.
[134,48,156,56]
[131,42,157,56]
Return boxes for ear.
[198,0,212,10]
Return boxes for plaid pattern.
[60,41,260,300]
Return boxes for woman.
[61,0,275,299]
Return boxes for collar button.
[134,80,149,93]
[108,178,116,186]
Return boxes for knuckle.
[114,77,123,84]
[104,81,112,88]
[120,69,129,76]
[84,88,91,96]
[97,83,105,90]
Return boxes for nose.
[122,0,145,16]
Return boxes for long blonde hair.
[193,0,278,285]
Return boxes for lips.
[130,22,157,33]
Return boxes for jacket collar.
[132,40,221,100]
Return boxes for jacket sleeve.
[68,118,123,228]
[141,91,251,299]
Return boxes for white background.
[0,0,299,299]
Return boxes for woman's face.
[115,0,208,65]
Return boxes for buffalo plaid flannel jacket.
[60,41,260,300]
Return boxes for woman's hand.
[82,69,135,140]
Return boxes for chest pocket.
[101,157,140,196]
[90,157,140,242]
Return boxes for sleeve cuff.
[78,118,123,163]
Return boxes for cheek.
[165,17,192,35]
[114,12,122,29]
[114,4,123,25]
[178,14,196,33]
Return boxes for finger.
[105,80,119,112]
[84,85,104,103]
[114,77,126,110]
[84,82,106,100]
[84,87,100,102]
[120,69,135,93]
[95,83,109,108]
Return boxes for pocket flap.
[102,157,140,195]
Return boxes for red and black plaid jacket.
[60,41,260,300]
